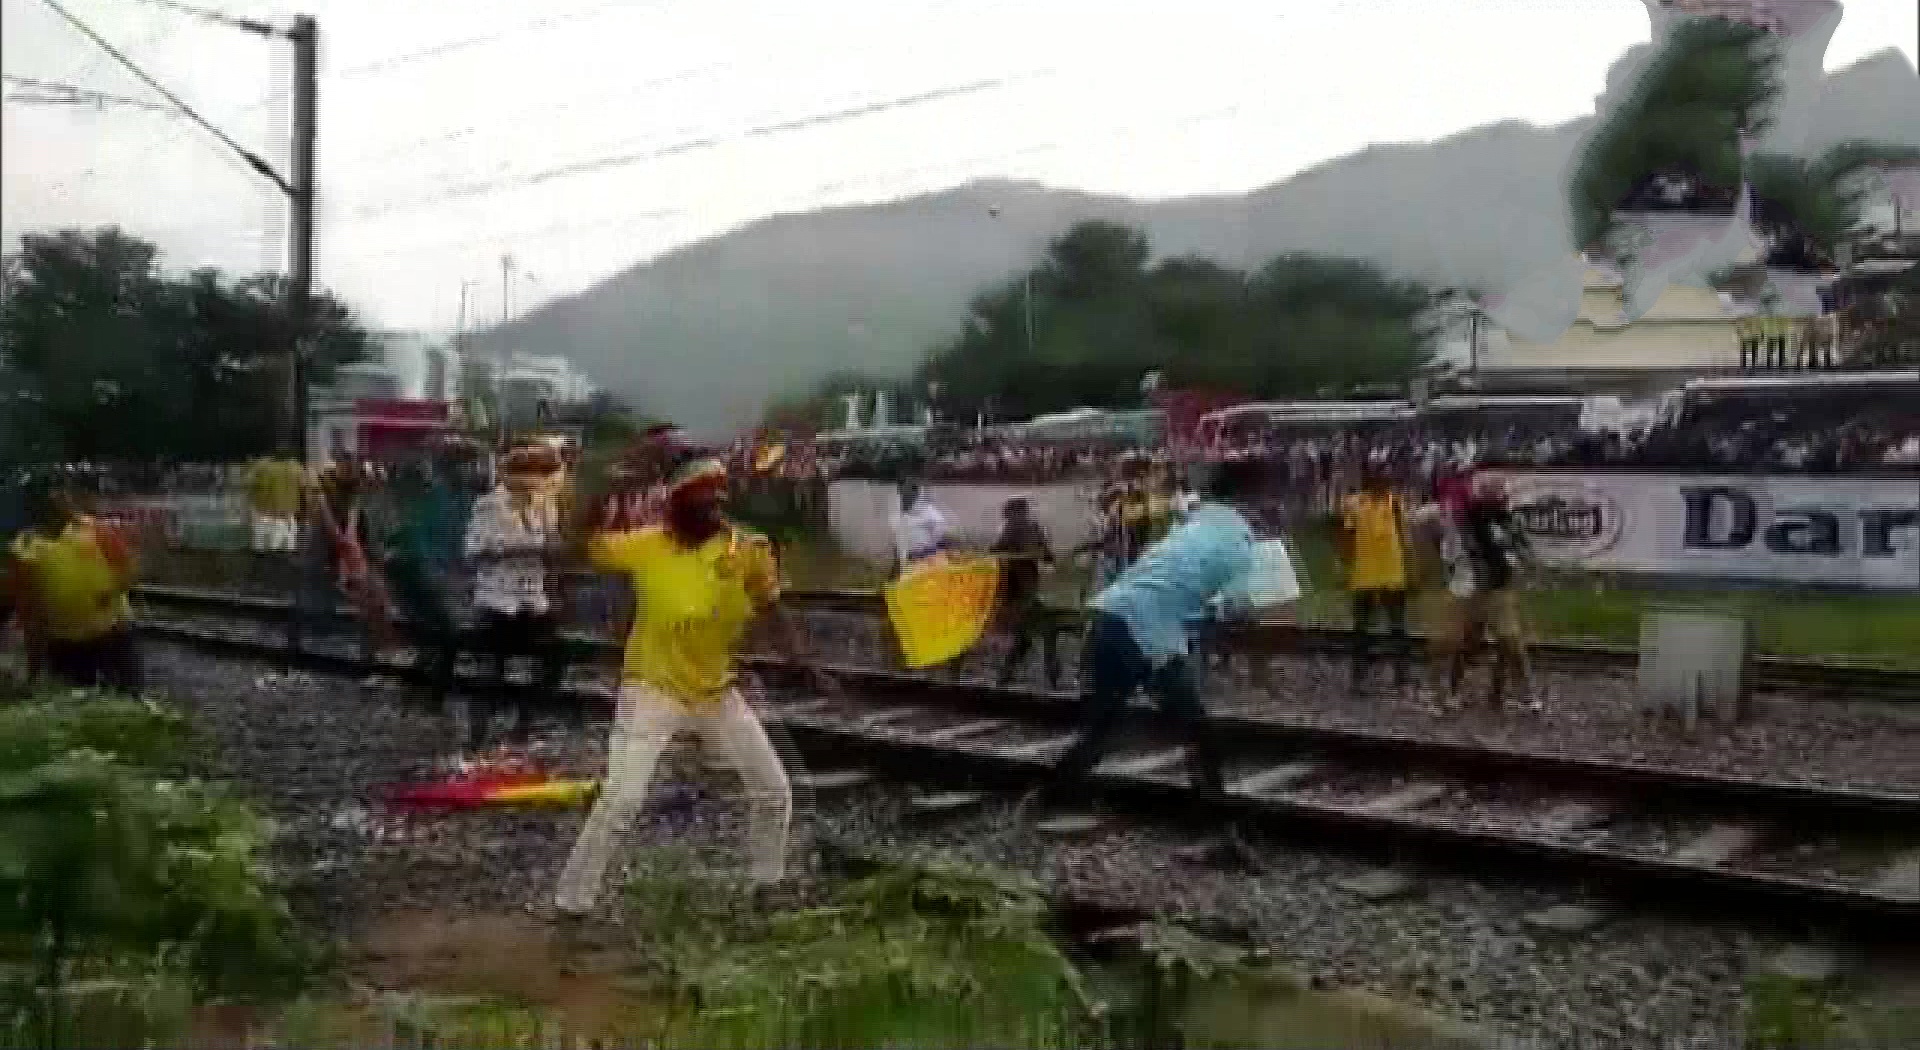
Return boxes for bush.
[625,851,1101,1049]
[0,693,311,1048]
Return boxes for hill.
[466,50,1918,434]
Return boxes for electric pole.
[30,1,321,459]
[496,254,515,447]
[287,14,318,462]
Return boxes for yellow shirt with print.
[588,525,780,706]
[1341,491,1408,592]
[11,520,134,642]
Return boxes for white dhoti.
[554,682,792,912]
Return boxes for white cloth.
[464,487,556,616]
[1240,537,1302,607]
[890,498,951,565]
[554,684,793,911]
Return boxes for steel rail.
[132,584,1920,698]
[136,608,1920,944]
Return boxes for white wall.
[826,479,1101,565]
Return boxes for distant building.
[1475,259,1747,393]
[305,330,464,465]
[497,351,596,433]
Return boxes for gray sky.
[4,0,1914,332]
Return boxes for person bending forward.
[1033,459,1287,864]
[553,458,836,918]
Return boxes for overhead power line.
[35,0,289,195]
[3,74,174,111]
[332,0,635,80]
[348,74,1036,222]
[105,0,631,177]
[119,0,277,36]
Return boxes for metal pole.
[1022,272,1035,356]
[287,14,317,463]
[1468,307,1481,377]
[497,254,512,447]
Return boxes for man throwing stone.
[552,456,838,920]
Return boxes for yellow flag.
[884,555,1002,669]
[489,779,602,807]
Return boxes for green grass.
[134,525,1920,669]
[772,525,1920,670]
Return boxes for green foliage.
[0,694,310,1047]
[0,227,371,462]
[624,850,1101,1049]
[0,695,193,773]
[903,223,1436,422]
[1092,921,1256,1049]
[1746,973,1843,1049]
[1571,17,1782,251]
[1748,143,1920,258]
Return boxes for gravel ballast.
[136,638,1841,1050]
[800,607,1920,791]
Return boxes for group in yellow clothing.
[4,478,142,692]
[552,455,839,921]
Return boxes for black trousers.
[468,610,567,750]
[385,557,459,711]
[44,627,142,694]
[1048,612,1226,802]
[1350,588,1411,684]
[999,596,1061,689]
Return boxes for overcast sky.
[4,0,1914,333]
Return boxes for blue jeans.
[1047,612,1227,801]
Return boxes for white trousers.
[250,514,297,552]
[554,683,793,912]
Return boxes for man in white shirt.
[890,478,952,573]
[462,443,569,754]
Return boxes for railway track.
[135,588,1920,945]
[134,583,1920,701]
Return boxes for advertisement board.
[1499,471,1920,590]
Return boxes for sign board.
[1499,471,1920,590]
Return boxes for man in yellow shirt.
[1337,462,1411,692]
[5,478,141,692]
[551,456,838,920]
[243,449,305,553]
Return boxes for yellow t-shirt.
[245,458,305,517]
[588,525,781,706]
[1341,492,1408,592]
[11,520,134,642]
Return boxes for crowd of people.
[3,411,1555,922]
[764,389,1920,505]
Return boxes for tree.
[0,228,371,463]
[1571,16,1783,252]
[906,222,1437,421]
[1747,143,1920,266]
[1850,263,1920,366]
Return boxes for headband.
[667,457,728,497]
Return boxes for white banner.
[1499,471,1920,590]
